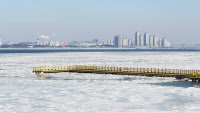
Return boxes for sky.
[0,0,200,45]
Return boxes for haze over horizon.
[0,0,200,45]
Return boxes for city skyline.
[0,31,172,48]
[114,32,170,48]
[0,0,200,45]
[0,31,170,42]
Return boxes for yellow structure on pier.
[33,65,200,81]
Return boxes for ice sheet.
[0,52,200,113]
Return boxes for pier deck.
[33,65,200,81]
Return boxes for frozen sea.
[0,51,200,113]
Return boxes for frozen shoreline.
[0,48,200,54]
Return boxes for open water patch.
[151,81,200,88]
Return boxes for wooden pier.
[33,65,200,81]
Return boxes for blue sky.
[0,0,200,45]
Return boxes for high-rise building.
[128,39,132,46]
[37,39,40,45]
[153,35,158,47]
[107,40,114,45]
[139,34,144,46]
[166,41,171,47]
[122,38,128,47]
[144,32,149,46]
[158,39,162,47]
[149,36,154,47]
[162,38,171,47]
[135,32,140,46]
[114,34,122,47]
[110,40,114,45]
[132,39,135,46]
[162,38,166,47]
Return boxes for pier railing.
[33,65,200,75]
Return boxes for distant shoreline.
[0,47,192,50]
[0,47,174,50]
[0,47,200,53]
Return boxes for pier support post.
[192,79,196,82]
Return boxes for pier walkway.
[33,65,200,81]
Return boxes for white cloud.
[39,35,50,39]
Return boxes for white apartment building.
[122,38,128,47]
[139,34,144,46]
[144,32,149,46]
[158,39,162,47]
[149,36,154,47]
[153,35,158,47]
[135,32,140,46]
[128,39,132,46]
[162,38,171,47]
